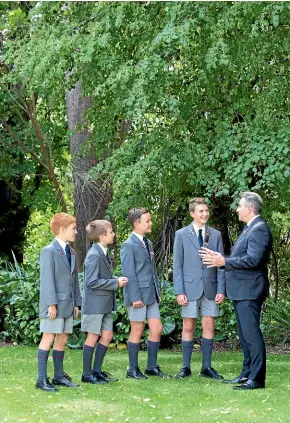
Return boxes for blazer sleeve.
[225,224,271,270]
[173,231,185,296]
[73,262,82,307]
[120,242,141,303]
[40,248,58,306]
[85,253,118,290]
[216,233,225,295]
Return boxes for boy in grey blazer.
[35,213,81,392]
[173,198,225,380]
[121,208,168,379]
[81,220,128,384]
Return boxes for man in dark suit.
[200,192,272,390]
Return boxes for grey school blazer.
[82,243,119,314]
[39,239,81,319]
[173,224,225,301]
[121,233,161,307]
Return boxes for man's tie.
[105,252,111,264]
[143,236,151,255]
[65,244,71,267]
[242,224,248,234]
[198,229,203,248]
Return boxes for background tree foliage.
[1,1,290,343]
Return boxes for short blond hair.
[188,197,208,213]
[86,220,112,242]
[50,213,76,235]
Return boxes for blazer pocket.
[235,272,257,280]
[183,276,194,283]
[138,281,150,288]
[56,293,67,301]
[95,290,110,296]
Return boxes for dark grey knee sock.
[127,341,140,370]
[93,343,108,373]
[182,339,194,368]
[201,337,214,369]
[37,349,49,380]
[83,344,94,377]
[52,349,64,378]
[147,340,160,369]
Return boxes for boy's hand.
[74,306,79,319]
[132,300,144,308]
[118,277,128,288]
[176,294,188,306]
[48,305,57,319]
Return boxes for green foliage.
[0,255,40,345]
[263,298,290,344]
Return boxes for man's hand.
[132,300,144,308]
[118,277,128,288]
[199,247,225,267]
[215,293,225,305]
[74,306,79,319]
[176,294,188,306]
[48,305,57,319]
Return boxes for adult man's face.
[190,204,209,227]
[237,198,252,223]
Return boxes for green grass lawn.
[0,347,289,423]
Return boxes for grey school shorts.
[81,312,113,335]
[40,314,74,334]
[128,301,160,322]
[182,293,219,318]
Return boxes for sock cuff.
[83,344,95,351]
[52,349,65,358]
[97,343,108,351]
[37,349,49,358]
[147,340,160,346]
[201,337,214,345]
[127,341,140,349]
[182,339,194,345]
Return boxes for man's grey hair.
[241,192,263,215]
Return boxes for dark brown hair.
[128,208,149,228]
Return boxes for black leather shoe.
[175,367,192,378]
[144,365,170,378]
[52,372,80,387]
[81,374,107,384]
[126,367,148,380]
[93,371,118,382]
[223,375,249,384]
[200,367,224,380]
[35,378,58,392]
[233,380,265,390]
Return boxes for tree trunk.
[66,81,112,265]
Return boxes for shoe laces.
[63,372,72,382]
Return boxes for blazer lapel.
[131,233,150,259]
[94,244,112,272]
[187,224,200,251]
[53,239,71,270]
[204,225,212,248]
[70,248,76,274]
[231,216,262,255]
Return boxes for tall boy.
[81,220,128,384]
[173,198,225,379]
[121,208,167,379]
[36,213,81,392]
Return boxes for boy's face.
[100,225,115,246]
[134,212,152,235]
[61,222,77,243]
[190,204,209,227]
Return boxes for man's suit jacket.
[82,244,119,314]
[225,216,273,301]
[121,233,161,307]
[39,239,81,319]
[173,224,225,301]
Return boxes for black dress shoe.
[81,374,107,384]
[35,378,58,392]
[223,375,249,384]
[52,372,80,387]
[126,367,148,380]
[93,371,118,382]
[200,367,224,380]
[175,367,192,378]
[233,380,265,390]
[144,365,170,378]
